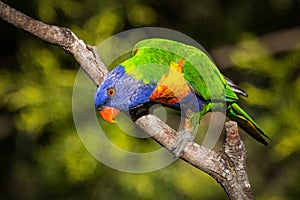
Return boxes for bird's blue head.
[94,65,156,123]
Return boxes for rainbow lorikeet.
[94,38,269,152]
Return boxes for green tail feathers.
[227,103,269,145]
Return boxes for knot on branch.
[52,26,76,48]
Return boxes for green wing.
[123,38,268,144]
[128,38,238,102]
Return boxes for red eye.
[107,88,116,97]
[133,48,138,55]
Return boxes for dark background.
[1,0,300,199]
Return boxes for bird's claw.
[171,128,194,158]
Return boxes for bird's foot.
[171,128,194,158]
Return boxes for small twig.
[223,121,254,200]
[0,2,255,199]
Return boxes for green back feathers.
[122,48,171,84]
[120,38,268,144]
[122,38,238,102]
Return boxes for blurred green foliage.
[0,0,300,199]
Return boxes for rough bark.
[0,2,255,199]
[136,117,254,200]
[0,1,107,85]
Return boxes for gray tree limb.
[136,117,254,200]
[0,1,107,85]
[0,2,255,199]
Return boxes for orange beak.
[99,107,120,123]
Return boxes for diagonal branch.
[0,1,107,85]
[0,2,254,199]
[136,116,254,200]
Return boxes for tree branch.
[136,116,254,200]
[0,1,107,85]
[0,2,255,199]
